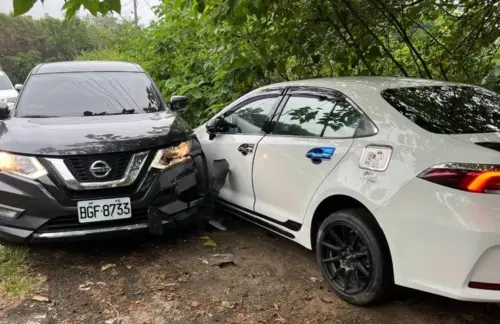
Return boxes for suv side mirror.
[14,84,22,92]
[169,95,189,112]
[0,102,10,120]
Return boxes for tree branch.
[313,3,377,75]
[332,7,378,75]
[406,16,474,81]
[369,0,433,78]
[340,0,410,77]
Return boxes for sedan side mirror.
[14,84,22,92]
[0,102,10,120]
[169,95,189,112]
[206,117,231,140]
[206,118,218,140]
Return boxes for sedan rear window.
[15,72,166,118]
[381,86,500,134]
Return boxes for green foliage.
[12,0,36,16]
[0,13,125,84]
[483,67,500,93]
[10,0,500,127]
[12,0,121,18]
[77,0,498,126]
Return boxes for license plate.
[77,197,131,223]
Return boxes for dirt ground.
[1,215,500,324]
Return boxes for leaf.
[196,0,205,13]
[367,46,382,59]
[200,236,217,247]
[221,301,235,309]
[228,0,239,14]
[86,0,100,15]
[312,54,321,64]
[63,1,82,19]
[32,295,49,302]
[13,0,37,16]
[266,60,276,72]
[107,0,121,14]
[101,263,116,271]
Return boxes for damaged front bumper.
[0,142,229,243]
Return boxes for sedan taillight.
[418,164,500,193]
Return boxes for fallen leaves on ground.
[101,264,116,272]
[200,236,217,247]
[31,295,49,302]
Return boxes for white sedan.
[195,77,500,305]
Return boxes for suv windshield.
[15,72,166,118]
[382,85,500,134]
[0,72,13,90]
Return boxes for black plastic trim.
[218,198,302,232]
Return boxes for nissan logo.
[89,160,112,178]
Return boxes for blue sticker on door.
[305,147,336,161]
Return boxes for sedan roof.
[32,61,144,74]
[260,76,471,95]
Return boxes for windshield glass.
[15,72,166,118]
[0,72,13,90]
[382,85,500,134]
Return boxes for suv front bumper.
[0,151,224,243]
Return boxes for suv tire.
[315,208,393,306]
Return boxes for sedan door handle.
[306,146,336,164]
[238,143,254,156]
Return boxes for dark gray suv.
[0,61,225,243]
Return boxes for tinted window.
[219,97,277,134]
[382,86,500,134]
[15,72,165,118]
[0,72,13,90]
[274,96,361,137]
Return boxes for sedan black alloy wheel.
[320,222,373,295]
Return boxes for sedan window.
[382,85,500,134]
[218,97,277,135]
[274,96,361,138]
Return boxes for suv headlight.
[151,140,192,169]
[0,152,48,179]
[6,97,17,104]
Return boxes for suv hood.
[0,112,193,156]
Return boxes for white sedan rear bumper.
[376,178,500,302]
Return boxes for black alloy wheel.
[320,222,372,295]
[316,208,393,306]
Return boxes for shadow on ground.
[1,216,499,324]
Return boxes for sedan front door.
[198,93,282,210]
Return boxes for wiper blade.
[21,115,57,118]
[83,109,136,117]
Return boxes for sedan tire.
[316,208,393,306]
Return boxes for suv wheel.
[315,208,393,306]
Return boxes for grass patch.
[0,246,36,299]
